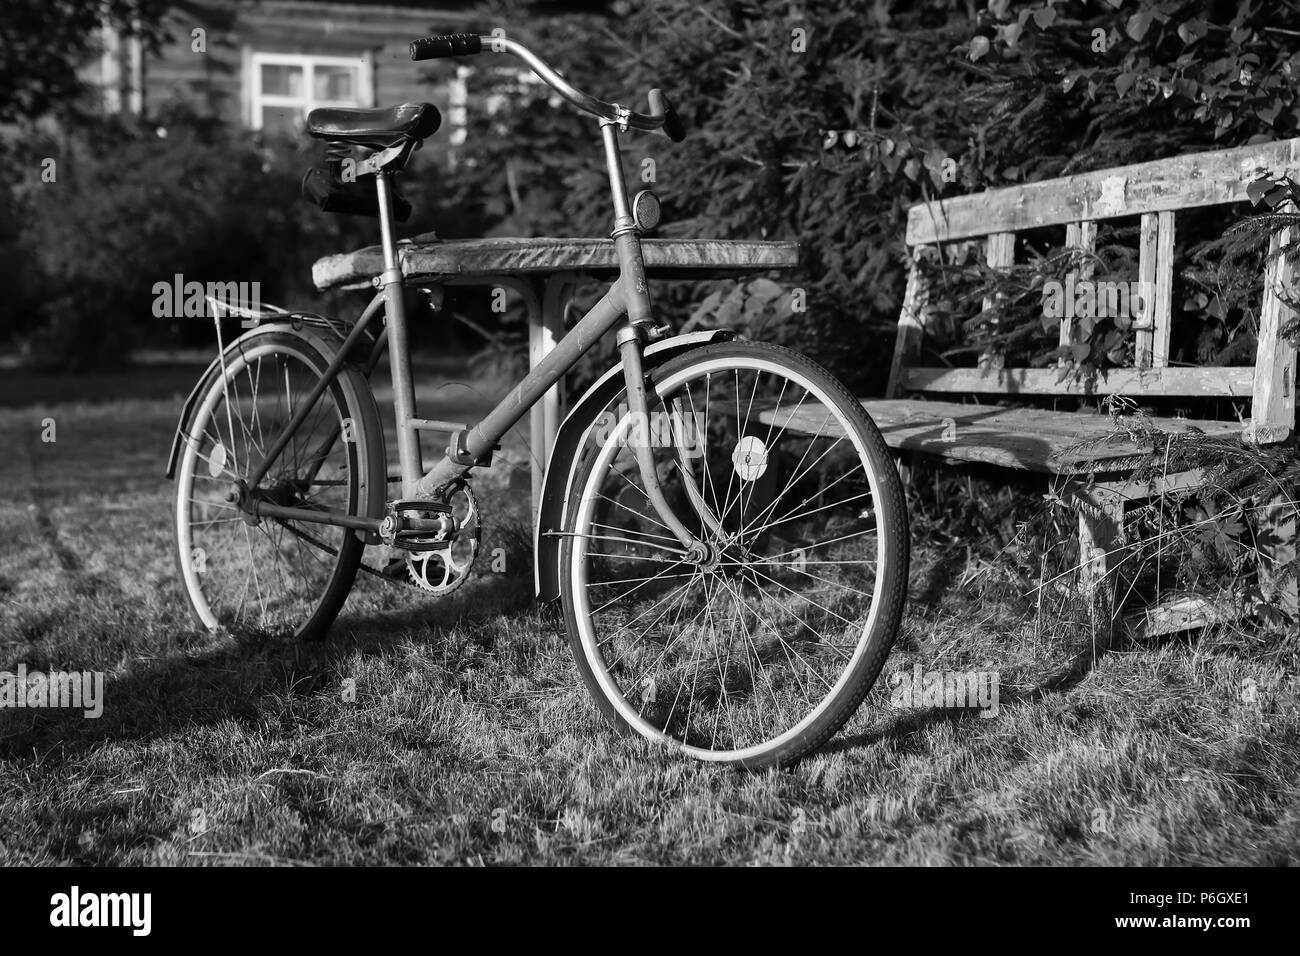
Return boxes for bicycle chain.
[269,517,413,586]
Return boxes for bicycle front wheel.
[559,341,909,769]
[173,329,385,641]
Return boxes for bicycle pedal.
[380,498,459,550]
[391,498,451,516]
[391,533,451,552]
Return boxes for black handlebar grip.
[410,34,483,60]
[648,89,686,143]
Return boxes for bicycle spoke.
[590,514,680,545]
[599,569,704,672]
[745,488,874,541]
[738,374,790,531]
[762,526,880,563]
[712,572,791,725]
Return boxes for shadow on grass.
[820,704,980,759]
[0,572,539,764]
[2,493,1123,773]
[822,625,1117,759]
[1011,628,1116,705]
[3,558,1128,772]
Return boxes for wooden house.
[95,0,497,161]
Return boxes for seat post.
[375,171,424,497]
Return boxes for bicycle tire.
[172,328,385,642]
[558,340,909,769]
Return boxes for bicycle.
[166,32,909,769]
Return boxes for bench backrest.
[888,138,1300,444]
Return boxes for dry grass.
[1,363,1298,865]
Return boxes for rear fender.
[165,321,369,479]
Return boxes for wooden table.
[313,235,799,516]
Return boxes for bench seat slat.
[312,236,800,290]
[759,398,1240,474]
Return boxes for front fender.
[533,329,736,601]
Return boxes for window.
[248,52,373,135]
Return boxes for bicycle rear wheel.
[559,341,909,769]
[173,328,385,641]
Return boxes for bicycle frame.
[240,117,707,557]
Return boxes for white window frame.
[447,64,470,147]
[248,51,374,130]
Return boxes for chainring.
[403,482,481,594]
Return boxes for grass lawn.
[1,356,1298,865]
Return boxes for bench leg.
[895,452,913,487]
[1067,484,1124,644]
[1259,494,1298,618]
[528,274,574,524]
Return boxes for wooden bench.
[868,139,1300,632]
[312,235,799,518]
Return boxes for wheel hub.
[688,539,717,570]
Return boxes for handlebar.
[409,33,482,59]
[410,33,686,142]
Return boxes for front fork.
[615,324,711,562]
[603,118,711,561]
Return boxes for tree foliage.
[10,0,1300,382]
[0,108,452,370]
[437,0,1300,391]
[0,0,178,121]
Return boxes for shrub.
[1,105,459,370]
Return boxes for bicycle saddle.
[306,102,441,148]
